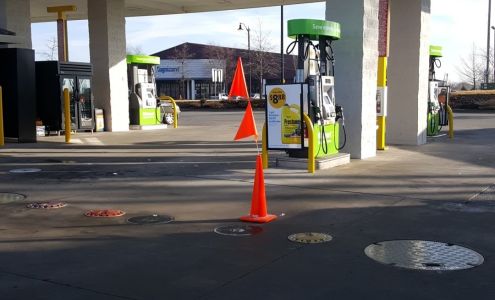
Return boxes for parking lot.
[0,110,494,300]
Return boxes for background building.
[152,42,296,99]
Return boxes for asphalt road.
[0,110,494,300]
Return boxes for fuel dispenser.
[427,45,450,136]
[127,55,177,129]
[265,19,346,158]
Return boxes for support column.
[326,0,379,159]
[0,0,32,49]
[88,0,128,131]
[387,0,430,145]
[191,79,195,100]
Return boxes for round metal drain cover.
[365,240,484,271]
[127,214,173,225]
[27,202,67,209]
[9,168,42,173]
[288,232,333,244]
[214,224,263,236]
[85,209,125,218]
[0,193,26,204]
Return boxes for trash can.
[95,108,105,132]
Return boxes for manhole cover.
[27,202,67,209]
[9,168,42,173]
[0,193,26,204]
[85,209,125,218]
[288,232,333,244]
[214,224,263,236]
[127,214,173,225]
[365,240,484,271]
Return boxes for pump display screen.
[265,84,305,150]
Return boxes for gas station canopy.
[30,0,318,22]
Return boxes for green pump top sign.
[287,19,341,41]
[429,45,443,58]
[126,55,160,65]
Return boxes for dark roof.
[151,42,297,79]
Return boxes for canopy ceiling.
[31,0,320,22]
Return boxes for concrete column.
[191,79,196,100]
[387,0,430,145]
[88,0,128,131]
[0,0,32,48]
[326,0,379,159]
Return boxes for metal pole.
[0,86,4,147]
[247,27,252,96]
[492,26,495,82]
[281,5,285,84]
[487,0,492,84]
[64,88,71,143]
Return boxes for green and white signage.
[127,55,160,65]
[429,45,443,58]
[287,19,341,41]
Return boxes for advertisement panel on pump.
[265,84,306,150]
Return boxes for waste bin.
[95,108,104,132]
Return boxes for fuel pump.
[427,46,450,136]
[265,19,346,159]
[127,55,164,129]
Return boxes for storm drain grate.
[127,214,173,225]
[9,168,42,173]
[214,224,263,236]
[365,240,484,271]
[0,193,26,204]
[288,232,333,244]
[85,209,125,218]
[27,202,67,209]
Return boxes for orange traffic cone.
[240,154,277,223]
[228,57,249,100]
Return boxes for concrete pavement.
[0,110,494,299]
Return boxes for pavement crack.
[198,245,305,299]
[0,269,139,300]
[180,174,428,202]
[467,184,495,201]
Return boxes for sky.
[31,0,493,83]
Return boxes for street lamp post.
[238,23,251,96]
[492,25,495,82]
[486,0,492,84]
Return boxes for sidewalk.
[0,110,494,300]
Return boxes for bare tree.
[251,20,279,95]
[126,45,145,55]
[41,36,58,60]
[206,43,235,94]
[172,43,193,99]
[457,44,485,89]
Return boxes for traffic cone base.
[240,154,277,224]
[240,214,277,224]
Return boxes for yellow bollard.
[303,114,315,174]
[377,116,386,150]
[64,88,71,143]
[0,86,4,147]
[262,123,268,169]
[159,96,178,128]
[447,104,454,139]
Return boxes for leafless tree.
[41,36,58,60]
[456,44,485,89]
[251,20,279,95]
[172,43,193,99]
[126,45,145,55]
[206,43,234,95]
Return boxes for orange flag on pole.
[228,57,249,100]
[234,101,258,141]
